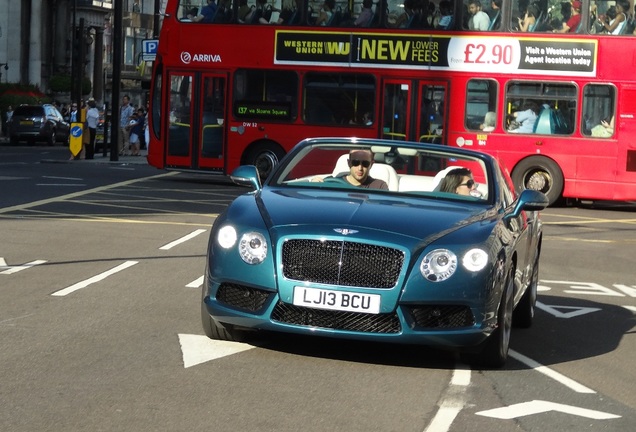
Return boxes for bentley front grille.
[282,239,404,288]
[271,301,401,333]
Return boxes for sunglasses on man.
[349,159,371,168]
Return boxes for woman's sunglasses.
[459,180,476,188]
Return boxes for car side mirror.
[230,165,261,190]
[504,189,549,220]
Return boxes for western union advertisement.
[274,31,597,77]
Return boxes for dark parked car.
[202,138,549,368]
[7,104,70,146]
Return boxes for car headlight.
[217,225,237,249]
[420,249,457,282]
[462,248,489,272]
[239,232,268,264]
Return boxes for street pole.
[110,0,123,161]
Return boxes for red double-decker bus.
[147,0,636,204]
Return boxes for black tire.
[244,142,285,180]
[462,267,514,368]
[201,299,248,342]
[511,156,564,206]
[513,255,539,328]
[47,129,56,146]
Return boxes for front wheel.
[244,142,285,180]
[47,129,56,146]
[462,267,514,368]
[201,300,248,342]
[512,156,563,206]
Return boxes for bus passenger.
[597,0,628,34]
[591,115,615,137]
[237,0,252,22]
[481,111,496,131]
[437,0,454,29]
[508,102,539,133]
[315,0,336,26]
[354,0,374,26]
[518,4,539,32]
[468,0,490,30]
[187,0,217,23]
[553,0,581,33]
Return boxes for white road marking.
[178,334,257,368]
[509,350,595,394]
[0,171,178,214]
[42,176,83,181]
[159,229,207,250]
[186,276,204,288]
[423,364,471,432]
[36,184,87,187]
[0,259,47,275]
[51,261,138,296]
[623,305,636,313]
[535,302,601,319]
[476,400,620,420]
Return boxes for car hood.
[254,188,493,243]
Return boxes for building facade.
[0,0,161,106]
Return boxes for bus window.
[504,81,576,135]
[465,79,498,131]
[581,84,617,137]
[303,72,376,125]
[513,0,544,32]
[233,69,298,121]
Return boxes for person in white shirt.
[85,99,100,159]
[468,0,491,31]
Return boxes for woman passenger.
[439,168,477,196]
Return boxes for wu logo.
[324,42,351,55]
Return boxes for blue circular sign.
[71,126,83,137]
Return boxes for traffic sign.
[69,122,84,156]
[142,39,158,61]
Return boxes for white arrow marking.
[178,334,256,368]
[51,261,138,296]
[159,229,207,250]
[0,259,48,275]
[535,301,601,318]
[509,350,595,393]
[476,400,620,420]
[186,275,204,288]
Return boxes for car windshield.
[13,106,45,117]
[271,142,492,203]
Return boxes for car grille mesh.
[216,283,271,312]
[271,301,401,333]
[407,305,475,328]
[282,239,404,288]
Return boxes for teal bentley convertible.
[202,138,548,367]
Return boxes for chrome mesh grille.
[282,239,404,288]
[271,301,401,333]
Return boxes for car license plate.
[20,120,33,125]
[293,286,381,314]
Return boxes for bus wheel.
[245,142,285,179]
[512,156,563,206]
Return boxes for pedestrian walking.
[119,95,134,156]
